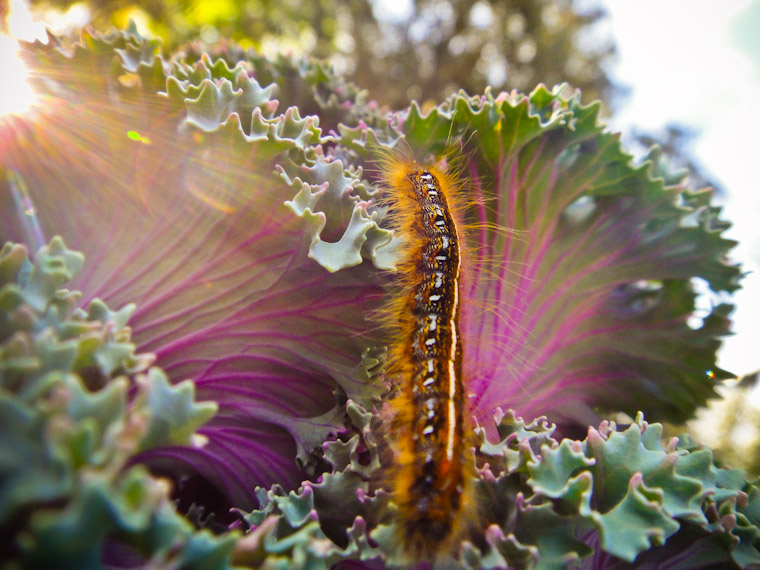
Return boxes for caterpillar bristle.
[374,148,477,565]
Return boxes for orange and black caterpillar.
[379,157,474,562]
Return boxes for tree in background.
[9,0,616,109]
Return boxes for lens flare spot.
[706,370,715,379]
[127,130,152,144]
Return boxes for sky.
[600,0,760,380]
[1,0,759,378]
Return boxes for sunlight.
[0,0,47,117]
[0,35,36,116]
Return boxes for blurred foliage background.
[1,0,752,473]
[3,0,617,109]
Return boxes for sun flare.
[0,35,36,116]
[0,0,51,117]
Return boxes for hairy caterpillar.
[378,153,475,562]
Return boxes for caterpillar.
[378,153,475,562]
